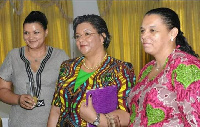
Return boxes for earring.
[170,38,174,42]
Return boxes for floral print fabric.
[128,49,200,127]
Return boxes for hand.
[106,115,121,127]
[80,94,97,124]
[18,94,36,109]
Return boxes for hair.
[23,11,48,30]
[145,7,199,58]
[73,14,111,49]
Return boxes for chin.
[144,49,153,55]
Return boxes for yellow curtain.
[0,0,73,65]
[98,0,200,79]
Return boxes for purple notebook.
[86,85,118,127]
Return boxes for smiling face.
[140,14,174,56]
[75,22,105,56]
[23,22,48,49]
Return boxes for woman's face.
[23,22,48,49]
[140,14,172,56]
[75,22,105,56]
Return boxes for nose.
[77,35,87,42]
[141,30,149,40]
[29,34,34,39]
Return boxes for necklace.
[27,46,47,62]
[83,53,107,70]
[154,61,167,71]
[154,62,161,71]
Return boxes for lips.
[142,42,151,47]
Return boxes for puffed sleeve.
[172,59,200,126]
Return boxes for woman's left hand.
[80,95,97,124]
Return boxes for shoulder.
[169,50,200,88]
[61,56,83,67]
[5,47,21,58]
[50,46,69,59]
[50,46,65,55]
[109,56,134,70]
[168,49,200,68]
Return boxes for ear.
[101,33,106,44]
[170,27,178,41]
[45,29,48,37]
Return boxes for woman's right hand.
[18,94,36,109]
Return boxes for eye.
[85,32,91,37]
[74,34,81,40]
[140,29,145,34]
[34,31,40,34]
[23,31,28,35]
[150,29,156,33]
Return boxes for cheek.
[76,41,80,49]
[23,35,28,41]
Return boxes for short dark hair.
[73,14,111,49]
[145,7,199,57]
[23,11,48,30]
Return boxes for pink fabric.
[128,49,200,127]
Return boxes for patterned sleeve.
[118,62,136,111]
[52,61,67,107]
[172,58,200,126]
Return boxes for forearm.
[97,110,130,127]
[0,88,20,105]
[47,105,60,127]
[107,109,130,126]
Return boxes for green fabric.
[74,69,94,91]
[146,104,165,126]
[173,64,200,88]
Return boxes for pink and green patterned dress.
[128,49,200,127]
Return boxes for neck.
[154,48,175,68]
[26,46,47,62]
[83,52,107,70]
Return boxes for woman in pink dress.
[128,7,200,127]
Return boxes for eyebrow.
[140,25,156,29]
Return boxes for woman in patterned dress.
[128,8,200,126]
[47,14,136,127]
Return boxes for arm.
[0,78,35,109]
[47,105,60,127]
[0,78,19,105]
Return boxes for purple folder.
[86,85,118,127]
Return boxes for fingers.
[88,94,93,107]
[19,94,35,109]
[106,115,121,127]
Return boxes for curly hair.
[73,14,111,49]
